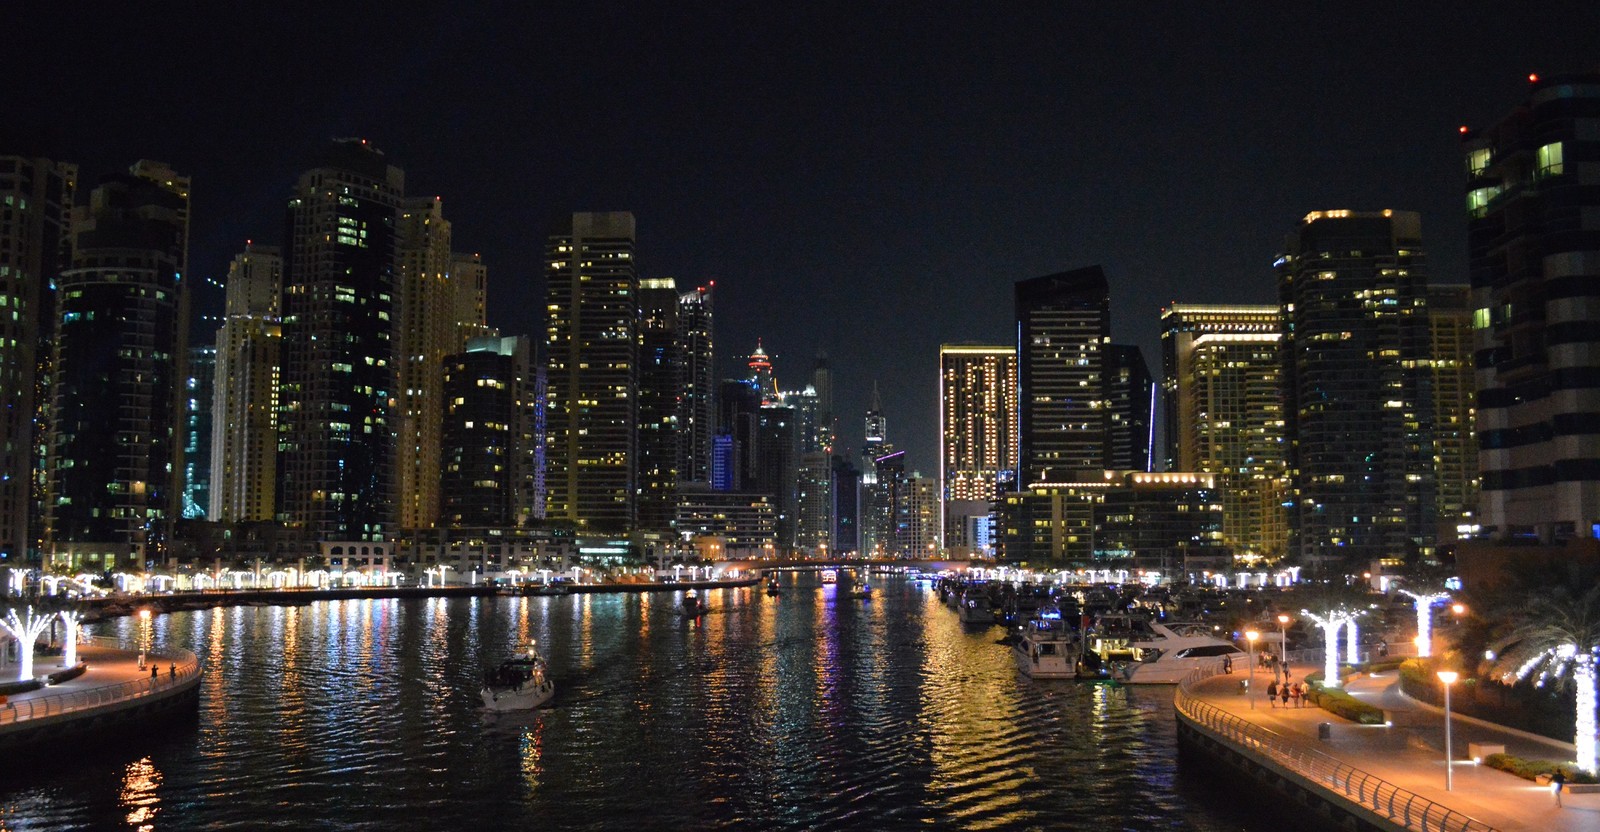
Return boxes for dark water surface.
[0,575,1263,831]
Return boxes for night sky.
[14,3,1599,472]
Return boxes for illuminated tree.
[1,606,54,682]
[58,609,84,668]
[1489,582,1600,774]
[1300,582,1373,689]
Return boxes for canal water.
[0,574,1263,831]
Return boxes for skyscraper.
[543,211,637,532]
[1426,285,1478,533]
[277,139,402,544]
[637,277,680,532]
[675,282,714,485]
[1015,267,1111,484]
[0,154,74,562]
[46,168,188,568]
[1106,344,1154,472]
[1466,73,1600,543]
[395,196,456,531]
[748,340,777,405]
[210,243,282,523]
[938,344,1017,557]
[1278,210,1435,567]
[1160,304,1287,563]
[441,336,537,528]
[183,345,215,519]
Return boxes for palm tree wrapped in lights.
[1300,582,1372,689]
[1489,582,1600,774]
[1400,586,1452,658]
[1,606,54,682]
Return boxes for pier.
[0,641,201,753]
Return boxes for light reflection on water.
[0,576,1263,831]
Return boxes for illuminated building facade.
[396,196,458,531]
[543,211,637,532]
[46,169,188,568]
[997,471,1224,570]
[1159,304,1287,562]
[0,155,74,562]
[938,344,1016,557]
[1106,344,1154,472]
[183,345,215,519]
[211,244,282,523]
[674,487,777,557]
[637,277,680,532]
[1426,285,1478,531]
[277,140,402,544]
[675,282,714,485]
[441,336,538,528]
[1015,267,1111,484]
[1278,210,1436,567]
[1466,74,1600,542]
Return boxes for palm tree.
[1489,581,1600,774]
[1396,561,1458,658]
[1299,580,1374,688]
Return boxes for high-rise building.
[1106,344,1154,472]
[277,139,403,544]
[0,155,75,563]
[895,473,940,558]
[1426,285,1478,533]
[543,211,637,532]
[795,450,833,554]
[210,243,282,523]
[1159,304,1288,562]
[183,345,216,519]
[748,340,778,405]
[1278,210,1436,567]
[450,251,491,344]
[757,403,797,548]
[637,277,680,532]
[395,196,458,531]
[938,344,1017,557]
[46,168,188,569]
[441,336,538,528]
[1466,73,1600,543]
[1015,267,1111,484]
[675,282,714,485]
[859,389,896,557]
[831,455,860,557]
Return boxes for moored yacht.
[1013,608,1083,679]
[1085,619,1245,684]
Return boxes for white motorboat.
[1086,619,1245,684]
[1013,608,1083,679]
[820,569,838,585]
[481,642,556,712]
[958,594,996,625]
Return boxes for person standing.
[1553,769,1567,807]
[1267,680,1279,708]
[1280,681,1291,708]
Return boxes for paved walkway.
[1,644,185,723]
[1192,662,1598,831]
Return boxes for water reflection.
[120,756,161,831]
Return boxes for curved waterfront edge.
[0,644,202,754]
[1173,668,1497,832]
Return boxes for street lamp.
[1437,670,1459,791]
[137,608,152,670]
[1246,630,1260,709]
[1277,614,1291,682]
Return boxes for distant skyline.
[13,3,1598,470]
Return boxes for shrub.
[1305,681,1387,725]
[1483,753,1598,785]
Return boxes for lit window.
[1537,142,1565,178]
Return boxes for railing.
[1174,666,1498,832]
[0,645,201,727]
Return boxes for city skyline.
[10,3,1598,470]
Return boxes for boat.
[1013,607,1085,679]
[765,576,781,596]
[820,569,837,585]
[1085,619,1246,684]
[846,583,874,600]
[681,588,709,617]
[525,583,570,597]
[958,593,996,625]
[481,642,556,711]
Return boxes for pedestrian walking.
[1267,680,1278,707]
[1222,655,1233,674]
[1553,769,1567,807]
[1279,681,1290,708]
[1292,682,1305,708]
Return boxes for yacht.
[681,588,709,617]
[1012,608,1083,679]
[481,642,556,712]
[820,569,838,585]
[957,592,996,625]
[1085,619,1245,684]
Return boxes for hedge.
[1304,679,1387,725]
[1483,753,1598,785]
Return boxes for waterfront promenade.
[0,642,200,740]
[1184,660,1592,831]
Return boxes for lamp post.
[1437,670,1459,791]
[137,608,152,670]
[1246,630,1260,709]
[1277,614,1291,683]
